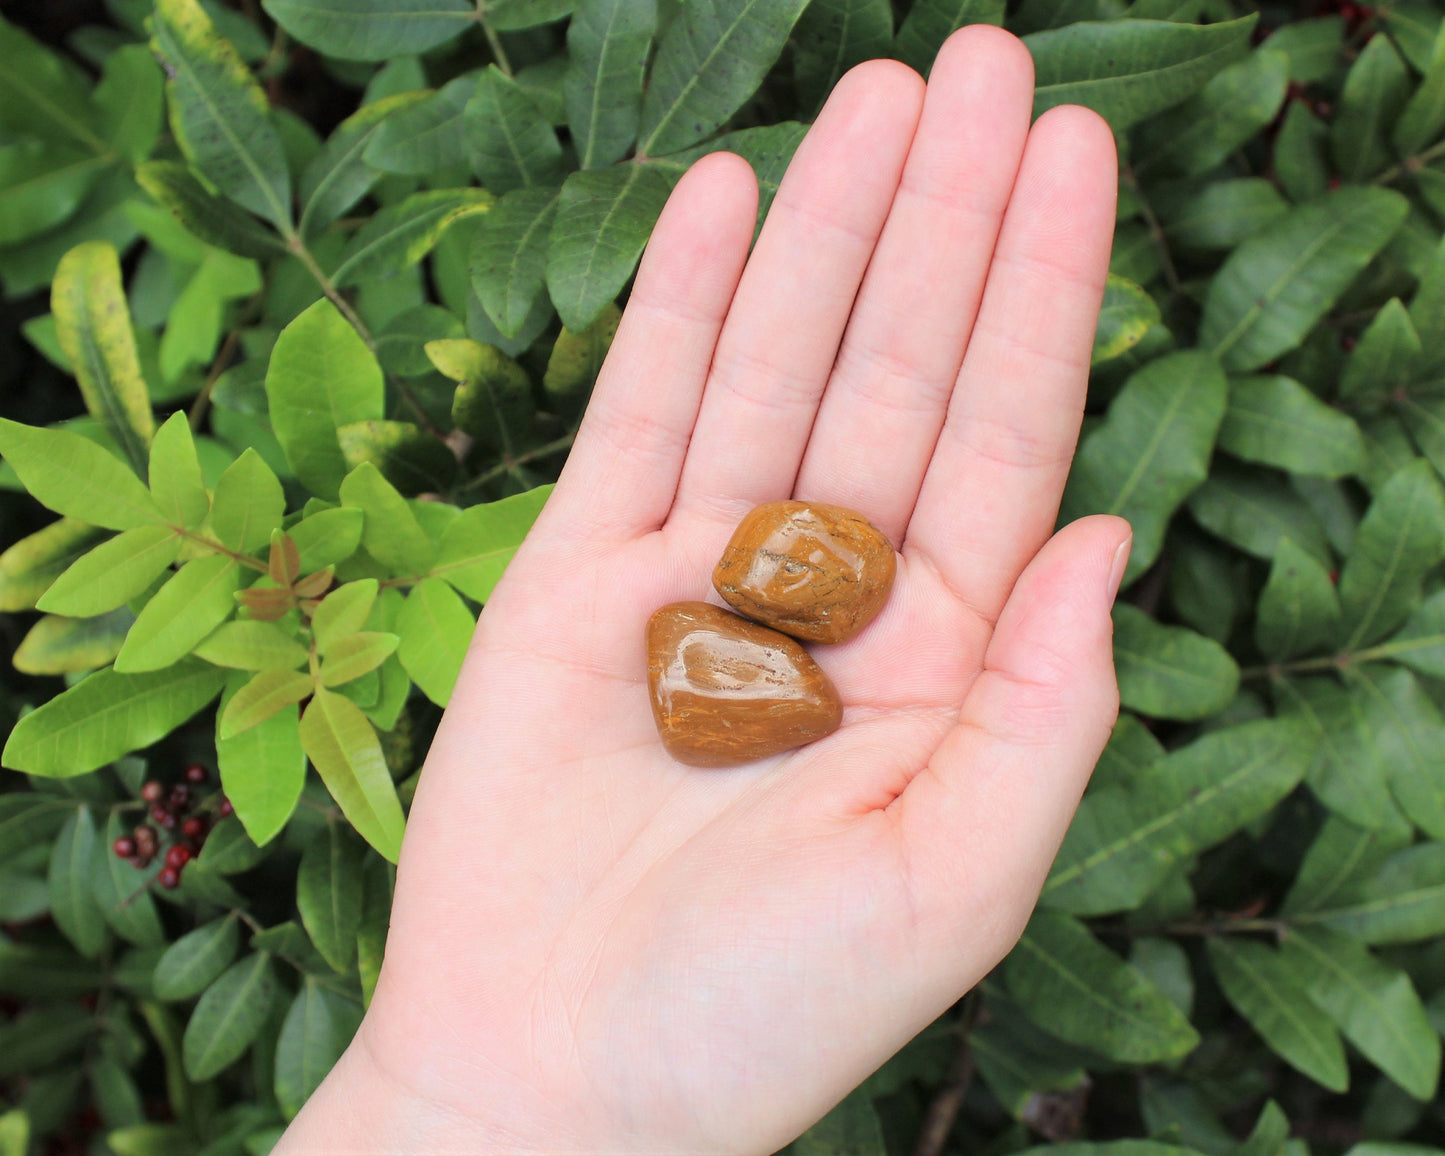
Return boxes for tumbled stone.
[712,500,896,644]
[646,601,842,767]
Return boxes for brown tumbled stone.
[712,500,896,644]
[646,602,842,767]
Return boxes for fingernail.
[1105,536,1132,605]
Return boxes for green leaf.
[0,1112,24,1156]
[114,554,241,673]
[396,577,473,706]
[1220,375,1365,479]
[1273,100,1330,203]
[542,305,621,414]
[313,580,380,653]
[465,66,566,194]
[1394,21,1445,154]
[48,808,108,958]
[154,916,241,1001]
[1351,665,1445,840]
[545,163,672,332]
[151,0,293,230]
[219,668,314,739]
[337,420,458,495]
[1092,275,1161,366]
[792,0,893,113]
[1280,926,1440,1100]
[638,0,809,156]
[36,525,181,618]
[471,186,560,339]
[0,1006,93,1079]
[1264,16,1344,81]
[297,823,365,973]
[1284,812,1413,915]
[339,462,434,574]
[1186,463,1332,567]
[13,610,132,676]
[217,677,306,847]
[1061,351,1228,585]
[290,507,365,573]
[3,660,227,777]
[1255,538,1342,660]
[431,485,551,600]
[1207,937,1347,1091]
[332,188,493,289]
[0,418,164,531]
[1338,459,1445,649]
[182,952,278,1081]
[0,795,72,867]
[320,632,399,688]
[895,0,1002,75]
[1300,843,1445,944]
[0,151,101,249]
[135,160,284,259]
[1026,16,1255,131]
[0,18,105,150]
[356,855,390,1007]
[1006,910,1200,1063]
[1113,603,1239,719]
[1136,49,1288,178]
[274,978,364,1120]
[363,75,474,176]
[1384,589,1445,678]
[147,412,209,530]
[1276,675,1397,829]
[92,813,165,948]
[1331,34,1411,180]
[262,0,474,60]
[0,518,106,613]
[51,242,155,474]
[299,689,406,863]
[562,0,656,170]
[193,817,266,875]
[299,92,428,240]
[265,299,385,500]
[210,448,285,554]
[792,1087,887,1156]
[1198,187,1409,371]
[1159,178,1288,251]
[196,620,307,671]
[429,338,536,455]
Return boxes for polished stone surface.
[646,601,842,767]
[713,501,896,644]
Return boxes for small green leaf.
[0,518,105,613]
[1220,375,1365,479]
[153,916,241,1001]
[431,485,551,600]
[1276,675,1397,829]
[1209,938,1347,1091]
[320,632,400,688]
[363,75,474,176]
[290,507,365,573]
[262,0,474,60]
[1349,665,1445,840]
[339,463,434,575]
[1006,910,1200,1063]
[92,813,165,948]
[1092,275,1161,366]
[1159,178,1288,251]
[1187,462,1332,566]
[1300,843,1445,945]
[300,689,406,863]
[1280,926,1440,1100]
[564,0,656,169]
[274,978,364,1120]
[470,186,560,339]
[465,66,565,194]
[313,580,380,653]
[546,163,672,332]
[1198,187,1408,371]
[114,554,241,673]
[151,0,293,230]
[196,620,308,671]
[48,808,108,959]
[265,299,385,500]
[297,823,365,973]
[210,448,284,554]
[219,668,314,740]
[396,577,473,706]
[182,952,278,1081]
[193,817,266,875]
[0,418,164,531]
[542,305,621,415]
[1284,812,1413,915]
[895,0,1001,74]
[1255,538,1342,660]
[429,338,536,455]
[1340,300,1421,411]
[135,161,284,259]
[51,242,155,474]
[148,412,209,530]
[332,188,493,289]
[3,660,227,777]
[1114,604,1239,719]
[36,525,181,618]
[13,610,132,676]
[1274,100,1330,203]
[1331,34,1411,180]
[217,675,306,847]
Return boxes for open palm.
[280,26,1128,1156]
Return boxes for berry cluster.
[111,764,233,889]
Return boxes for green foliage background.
[1,0,1444,1152]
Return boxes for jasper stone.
[712,501,896,644]
[646,601,842,767]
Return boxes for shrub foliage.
[1,0,1445,1153]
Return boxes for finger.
[906,106,1116,623]
[896,516,1130,971]
[669,61,925,526]
[544,152,758,541]
[793,27,1035,543]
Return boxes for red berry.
[113,837,136,859]
[154,808,178,831]
[1341,333,1358,352]
[218,798,234,818]
[133,853,153,870]
[164,845,192,869]
[185,764,208,784]
[140,781,164,803]
[157,867,180,889]
[134,824,157,850]
[168,784,190,811]
[182,817,207,840]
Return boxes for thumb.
[897,514,1131,973]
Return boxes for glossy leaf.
[36,525,181,618]
[153,916,241,1001]
[396,577,473,706]
[219,669,314,740]
[182,952,278,1080]
[217,677,306,847]
[313,580,380,653]
[332,188,493,289]
[148,412,209,530]
[135,160,284,259]
[432,485,551,600]
[0,518,105,613]
[320,632,399,688]
[13,610,132,676]
[300,689,406,862]
[0,418,164,531]
[290,507,365,574]
[114,554,241,672]
[297,823,365,973]
[196,620,308,671]
[210,448,285,554]
[274,978,364,1120]
[339,463,435,575]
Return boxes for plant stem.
[457,432,576,493]
[913,999,979,1156]
[1239,635,1426,681]
[1122,167,1181,298]
[1374,137,1445,186]
[477,5,513,77]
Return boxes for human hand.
[277,25,1127,1155]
